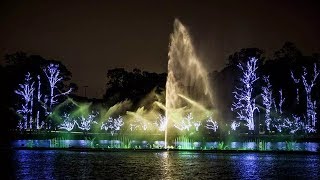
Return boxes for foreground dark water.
[3,150,320,179]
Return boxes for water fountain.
[165,19,214,147]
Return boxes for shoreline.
[4,147,319,155]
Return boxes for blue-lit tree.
[291,71,300,104]
[272,90,286,132]
[42,63,73,130]
[43,63,72,111]
[301,64,319,132]
[290,63,319,133]
[15,72,35,130]
[59,113,76,131]
[261,76,273,131]
[278,90,285,114]
[35,75,45,130]
[231,121,240,131]
[75,112,98,132]
[288,115,304,134]
[231,57,259,131]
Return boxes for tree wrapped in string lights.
[155,115,167,132]
[43,63,72,112]
[76,112,99,132]
[231,121,240,131]
[205,117,218,132]
[291,71,300,104]
[101,116,124,135]
[15,72,35,130]
[290,63,319,133]
[301,64,319,132]
[272,90,286,132]
[193,121,201,131]
[174,113,193,131]
[231,57,259,131]
[261,76,273,131]
[35,75,45,130]
[59,113,76,131]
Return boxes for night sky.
[1,0,320,98]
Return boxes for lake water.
[11,140,320,152]
[2,150,320,179]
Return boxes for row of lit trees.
[15,63,72,131]
[231,57,318,134]
[57,109,219,136]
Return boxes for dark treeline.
[1,41,320,136]
[103,68,166,107]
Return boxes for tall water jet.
[165,19,214,147]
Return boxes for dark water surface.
[3,150,320,179]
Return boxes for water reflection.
[14,150,55,179]
[10,150,320,179]
[158,151,172,179]
[235,154,260,179]
[11,140,320,152]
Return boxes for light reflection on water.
[12,140,320,152]
[6,150,320,179]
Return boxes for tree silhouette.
[104,68,166,106]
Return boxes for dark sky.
[1,0,320,98]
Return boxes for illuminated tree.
[301,64,319,132]
[291,71,300,104]
[273,115,304,134]
[76,112,98,131]
[101,116,124,135]
[193,121,201,131]
[272,90,286,132]
[289,63,319,133]
[43,63,72,111]
[278,90,285,114]
[15,72,35,130]
[289,115,304,134]
[205,117,218,132]
[231,57,259,131]
[155,115,167,132]
[231,121,240,131]
[261,76,273,131]
[174,113,193,131]
[42,63,73,130]
[35,75,44,130]
[59,113,76,131]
